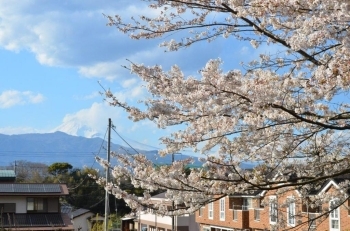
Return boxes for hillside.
[0,131,201,168]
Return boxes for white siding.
[0,196,27,213]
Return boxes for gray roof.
[61,204,73,214]
[72,208,92,218]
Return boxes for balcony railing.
[233,205,251,211]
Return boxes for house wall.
[195,196,251,230]
[73,212,94,231]
[0,196,60,214]
[0,196,27,213]
[145,183,350,231]
[302,186,350,231]
[195,185,350,231]
[250,188,302,231]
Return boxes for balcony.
[232,205,250,228]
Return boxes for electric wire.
[110,125,168,170]
[111,126,140,155]
[68,126,109,190]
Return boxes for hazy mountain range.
[0,131,201,168]
[0,132,257,170]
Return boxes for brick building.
[195,177,350,231]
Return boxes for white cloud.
[121,78,138,88]
[0,1,228,81]
[52,102,124,137]
[0,1,160,73]
[240,46,250,55]
[130,85,145,98]
[0,90,44,108]
[74,91,101,100]
[0,126,41,135]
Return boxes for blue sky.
[0,0,255,151]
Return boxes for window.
[329,200,340,231]
[254,209,260,221]
[220,198,225,221]
[0,203,15,213]
[287,199,295,226]
[208,202,213,219]
[309,213,317,229]
[27,198,47,212]
[243,198,252,210]
[269,196,278,224]
[198,207,203,217]
[233,209,238,220]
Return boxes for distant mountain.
[0,132,201,168]
[52,118,101,138]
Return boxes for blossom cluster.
[99,0,350,227]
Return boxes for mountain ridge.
[0,131,200,167]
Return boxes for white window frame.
[220,198,225,221]
[329,199,340,231]
[254,209,260,221]
[287,198,295,227]
[269,196,278,224]
[208,202,213,219]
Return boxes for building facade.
[122,192,199,231]
[195,179,350,231]
[0,170,74,231]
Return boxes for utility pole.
[104,118,112,231]
[171,153,181,231]
[172,153,175,231]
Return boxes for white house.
[123,192,200,231]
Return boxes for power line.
[69,126,109,190]
[111,126,140,155]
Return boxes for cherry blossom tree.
[97,0,350,229]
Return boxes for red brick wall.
[195,185,350,231]
[195,196,250,229]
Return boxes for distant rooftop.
[0,170,16,177]
[0,170,16,182]
[72,208,92,218]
